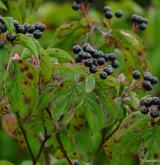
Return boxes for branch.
[16,112,35,163]
[35,135,50,163]
[56,131,73,165]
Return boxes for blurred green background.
[0,0,160,164]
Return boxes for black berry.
[97,58,105,66]
[142,80,153,91]
[16,25,26,34]
[89,65,97,73]
[72,45,82,54]
[0,23,7,33]
[150,77,158,85]
[33,30,42,39]
[72,2,80,11]
[150,110,159,118]
[104,6,112,12]
[35,23,46,32]
[108,53,116,61]
[105,11,113,19]
[115,10,123,18]
[140,106,149,114]
[6,33,16,42]
[132,70,141,79]
[111,60,119,68]
[139,23,147,31]
[84,59,93,67]
[75,55,82,63]
[83,52,92,59]
[27,24,35,33]
[100,72,107,79]
[103,67,113,76]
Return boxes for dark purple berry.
[83,53,92,59]
[75,55,82,63]
[133,70,141,79]
[150,110,159,118]
[150,77,158,85]
[16,25,26,34]
[139,23,147,31]
[115,10,123,18]
[72,45,82,54]
[0,23,7,33]
[72,2,80,11]
[6,33,16,42]
[140,106,149,114]
[35,22,46,32]
[142,80,153,91]
[97,58,105,66]
[111,60,119,68]
[103,67,113,76]
[27,24,35,33]
[104,6,112,12]
[33,30,42,39]
[89,65,97,73]
[100,72,107,79]
[83,43,91,51]
[108,53,116,61]
[105,11,113,19]
[84,59,93,67]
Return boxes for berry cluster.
[131,14,148,31]
[103,6,123,19]
[72,43,119,80]
[132,70,158,91]
[140,97,160,118]
[72,0,94,11]
[0,16,45,43]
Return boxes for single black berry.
[92,51,101,59]
[27,24,35,33]
[84,59,93,67]
[33,30,42,39]
[104,6,112,12]
[72,45,82,54]
[13,20,19,30]
[108,53,116,61]
[89,65,97,73]
[100,72,107,79]
[0,23,7,33]
[139,23,147,31]
[16,25,26,34]
[102,54,109,62]
[93,59,98,66]
[142,80,153,91]
[85,45,95,54]
[6,33,16,42]
[97,57,105,66]
[72,2,80,11]
[35,23,46,32]
[115,10,123,18]
[105,11,113,19]
[111,60,119,68]
[151,97,160,105]
[83,52,92,59]
[140,106,149,114]
[150,77,158,85]
[78,51,85,59]
[83,43,91,51]
[132,70,141,79]
[103,67,113,76]
[75,54,82,63]
[150,110,159,118]
[143,72,152,81]
[23,23,30,31]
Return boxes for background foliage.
[0,0,160,164]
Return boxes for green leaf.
[2,17,15,33]
[21,160,40,165]
[39,48,53,83]
[46,48,72,63]
[0,160,14,165]
[16,34,39,57]
[0,1,7,10]
[85,75,95,93]
[6,59,39,117]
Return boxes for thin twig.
[56,131,73,165]
[16,112,35,163]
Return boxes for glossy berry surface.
[97,58,105,66]
[103,67,113,75]
[100,72,107,79]
[108,53,116,61]
[33,30,42,39]
[111,60,119,68]
[115,10,123,18]
[72,2,80,11]
[140,106,149,114]
[6,33,16,42]
[150,110,159,118]
[84,59,93,67]
[89,65,97,73]
[132,70,141,79]
[142,81,153,91]
[72,45,82,54]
